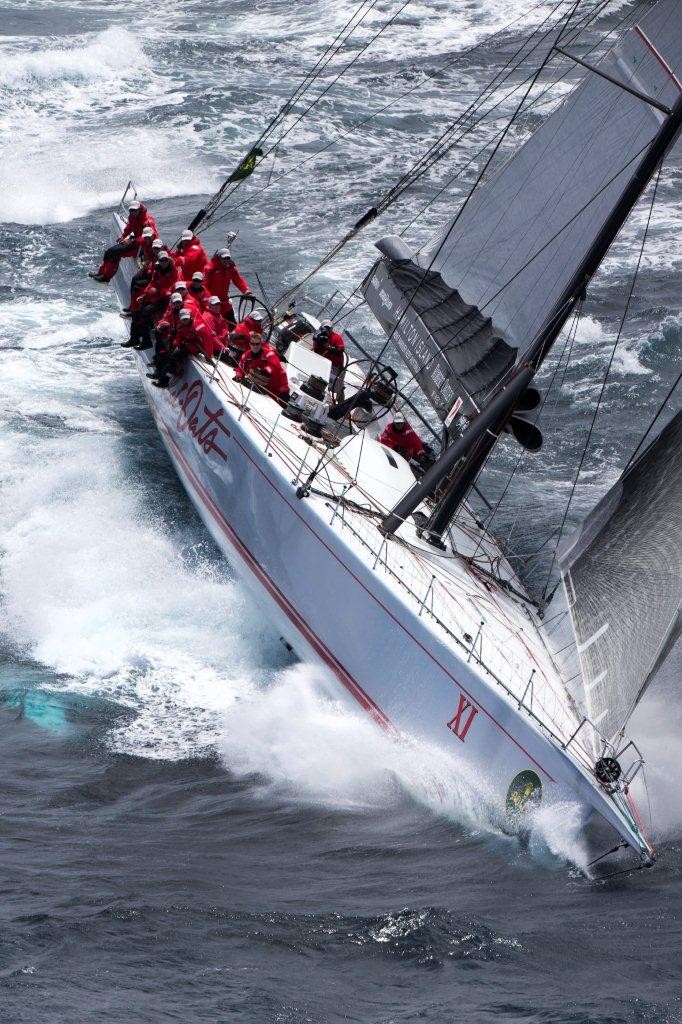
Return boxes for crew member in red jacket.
[312,320,346,399]
[91,200,158,282]
[150,309,216,388]
[172,309,216,358]
[228,310,265,359]
[127,230,162,308]
[312,321,345,367]
[154,290,185,347]
[187,271,211,309]
[173,280,208,319]
[203,248,252,323]
[235,333,290,403]
[122,251,177,349]
[173,230,208,279]
[379,413,425,461]
[203,295,230,354]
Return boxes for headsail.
[559,409,682,741]
[363,0,682,420]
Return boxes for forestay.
[559,409,682,742]
[363,0,682,420]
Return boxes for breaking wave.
[0,27,216,224]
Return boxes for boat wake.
[0,421,588,866]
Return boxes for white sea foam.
[0,27,217,224]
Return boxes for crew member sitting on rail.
[154,290,185,352]
[203,295,230,353]
[312,320,346,400]
[171,280,203,319]
[235,332,290,403]
[379,412,426,461]
[203,248,253,324]
[149,309,217,388]
[188,271,210,309]
[122,251,177,349]
[173,230,208,279]
[228,309,266,359]
[126,228,161,306]
[90,200,158,282]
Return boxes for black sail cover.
[559,410,682,741]
[362,0,682,420]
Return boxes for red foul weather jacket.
[138,231,160,262]
[313,329,345,369]
[174,238,208,279]
[229,315,263,354]
[235,345,289,399]
[203,308,229,348]
[203,257,250,308]
[186,284,211,310]
[379,422,425,461]
[119,204,158,242]
[171,319,217,360]
[134,258,179,311]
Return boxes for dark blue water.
[1,2,680,1020]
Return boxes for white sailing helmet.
[192,271,204,282]
[128,199,141,211]
[151,238,164,250]
[170,292,183,305]
[217,248,231,259]
[207,295,221,306]
[157,250,170,261]
[178,308,192,322]
[141,226,154,238]
[181,229,194,241]
[175,280,187,291]
[392,411,406,427]
[250,310,265,323]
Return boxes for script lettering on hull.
[165,378,231,462]
[447,693,478,742]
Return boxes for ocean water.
[0,2,681,1021]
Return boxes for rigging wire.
[538,163,663,601]
[205,0,576,232]
[327,0,639,330]
[196,0,386,229]
[275,0,583,305]
[401,0,642,238]
[623,367,682,470]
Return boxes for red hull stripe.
[150,387,556,782]
[152,411,392,731]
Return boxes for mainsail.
[559,409,682,741]
[363,0,682,421]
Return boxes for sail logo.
[167,378,231,462]
[447,694,478,742]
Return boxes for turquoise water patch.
[2,688,70,734]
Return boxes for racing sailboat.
[105,0,681,868]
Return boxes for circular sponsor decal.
[506,770,542,818]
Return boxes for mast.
[382,88,682,541]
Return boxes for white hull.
[111,245,653,865]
